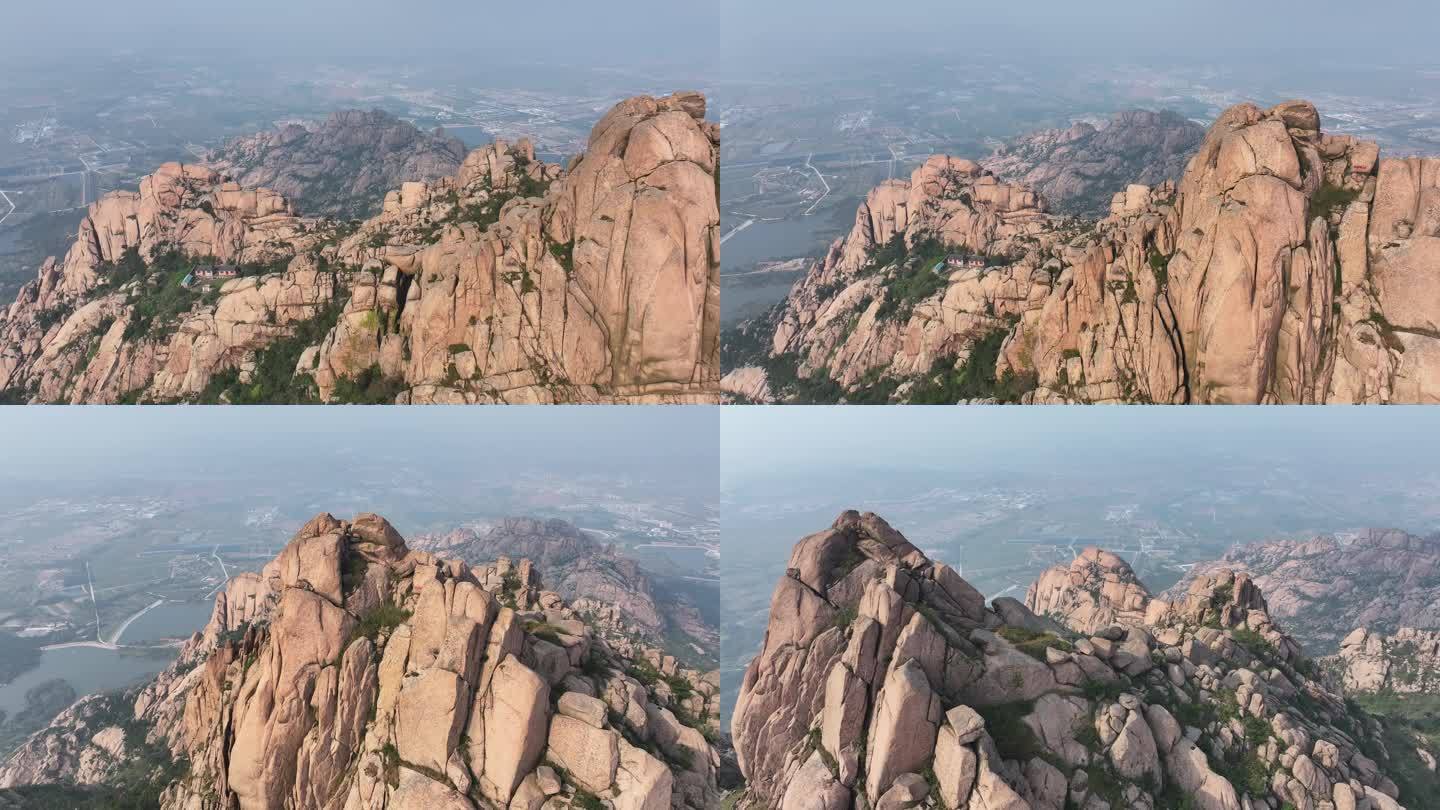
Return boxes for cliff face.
[731,511,1432,810]
[0,91,720,404]
[208,109,469,219]
[980,110,1205,217]
[1169,529,1440,654]
[0,513,720,810]
[727,99,1440,404]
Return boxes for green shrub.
[975,701,1040,761]
[997,625,1074,662]
[1308,183,1360,224]
[353,603,411,642]
[331,364,407,404]
[907,329,1037,404]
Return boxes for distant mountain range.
[207,109,468,219]
[980,109,1204,217]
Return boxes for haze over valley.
[0,406,719,775]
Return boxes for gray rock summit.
[208,108,468,219]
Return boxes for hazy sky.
[0,1,718,74]
[720,0,1440,73]
[721,406,1440,489]
[0,406,719,486]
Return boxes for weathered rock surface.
[731,511,1433,810]
[1,92,719,404]
[0,513,719,810]
[208,108,468,218]
[1325,626,1440,694]
[981,109,1205,216]
[413,518,665,634]
[1171,529,1440,653]
[730,100,1440,404]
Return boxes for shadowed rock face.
[981,109,1205,217]
[0,513,720,810]
[731,511,1428,810]
[0,92,719,404]
[208,109,469,219]
[729,99,1440,405]
[1171,529,1440,654]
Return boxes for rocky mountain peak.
[1326,626,1440,695]
[1171,529,1440,654]
[1,512,720,809]
[1,91,719,404]
[728,96,1440,405]
[733,512,1428,810]
[1025,547,1157,634]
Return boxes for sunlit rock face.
[0,92,720,404]
[738,100,1440,405]
[0,512,721,810]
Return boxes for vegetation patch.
[974,700,1041,761]
[997,626,1074,662]
[1308,182,1360,225]
[331,364,408,404]
[907,329,1037,404]
[353,602,411,643]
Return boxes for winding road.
[802,153,831,215]
[0,189,16,228]
[42,598,166,651]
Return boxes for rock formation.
[1170,529,1440,654]
[0,513,720,810]
[208,109,468,218]
[413,518,670,640]
[1,91,719,404]
[731,511,1433,810]
[980,110,1205,216]
[1326,627,1440,695]
[725,99,1440,404]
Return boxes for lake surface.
[720,216,841,275]
[0,600,210,715]
[0,648,168,714]
[631,543,713,576]
[721,275,801,325]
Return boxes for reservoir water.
[0,600,212,715]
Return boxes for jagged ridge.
[726,99,1440,404]
[1,92,720,404]
[732,511,1433,810]
[0,513,721,810]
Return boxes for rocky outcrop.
[1170,529,1440,654]
[1024,547,1158,634]
[412,518,666,633]
[732,99,1440,404]
[0,513,719,810]
[208,109,468,219]
[732,511,1432,810]
[0,694,130,789]
[981,109,1205,216]
[1326,627,1440,694]
[0,92,719,404]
